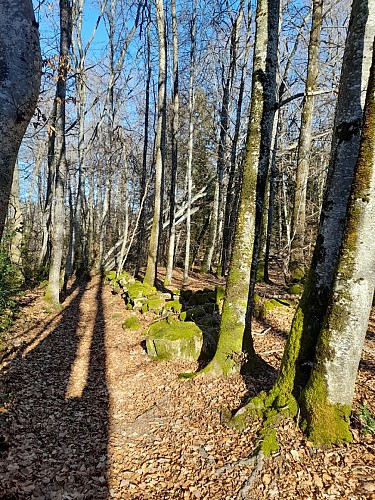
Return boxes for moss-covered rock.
[127,281,156,300]
[122,316,142,331]
[143,295,165,313]
[146,319,203,361]
[163,299,183,314]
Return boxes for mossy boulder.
[146,319,203,361]
[122,316,142,331]
[141,295,165,314]
[126,282,156,300]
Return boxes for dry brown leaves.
[0,269,374,499]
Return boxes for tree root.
[236,451,265,499]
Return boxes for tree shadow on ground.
[0,277,109,499]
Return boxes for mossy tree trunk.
[231,0,375,447]
[288,0,323,280]
[198,0,280,377]
[301,40,375,445]
[0,0,41,241]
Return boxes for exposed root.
[236,451,265,499]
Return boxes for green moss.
[146,319,202,361]
[301,370,352,445]
[256,261,265,282]
[290,266,305,282]
[215,285,226,313]
[289,284,304,295]
[44,288,62,311]
[259,427,279,456]
[127,282,156,300]
[144,295,165,313]
[253,293,261,305]
[105,270,117,282]
[179,311,187,321]
[122,316,142,331]
[164,299,182,314]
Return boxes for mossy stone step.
[146,319,203,361]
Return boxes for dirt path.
[0,274,374,499]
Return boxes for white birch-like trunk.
[8,160,23,267]
[0,1,41,240]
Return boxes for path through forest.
[0,273,375,499]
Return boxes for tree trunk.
[164,0,179,286]
[8,160,23,267]
[183,3,196,286]
[302,37,375,445]
[0,0,41,241]
[136,6,152,277]
[194,0,280,378]
[231,0,375,447]
[144,0,167,286]
[289,0,323,280]
[221,24,251,276]
[46,0,72,306]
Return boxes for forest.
[0,0,375,497]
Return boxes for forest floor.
[0,267,374,499]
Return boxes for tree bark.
[164,0,180,286]
[46,0,72,306]
[0,0,41,241]
[289,0,323,280]
[231,0,375,446]
[144,0,167,286]
[183,3,196,286]
[302,37,375,445]
[196,0,280,378]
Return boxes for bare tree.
[144,0,167,286]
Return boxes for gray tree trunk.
[0,0,41,241]
[198,0,280,377]
[183,4,196,286]
[164,0,180,286]
[289,0,323,280]
[302,37,375,445]
[46,0,72,306]
[144,0,167,286]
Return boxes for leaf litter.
[0,269,374,499]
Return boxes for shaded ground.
[0,269,374,499]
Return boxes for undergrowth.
[0,249,23,345]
